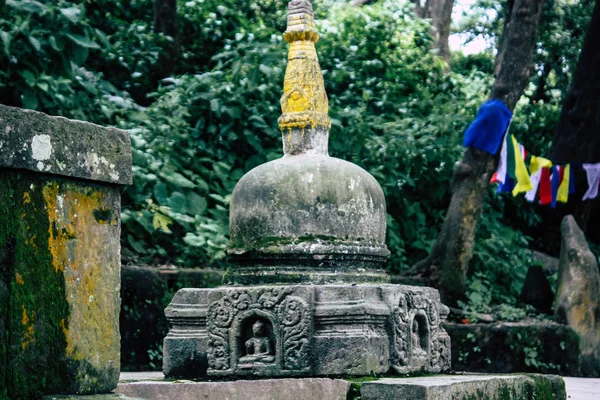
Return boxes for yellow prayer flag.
[557,164,570,203]
[511,135,533,196]
[529,156,552,175]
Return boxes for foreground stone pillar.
[163,0,451,379]
[0,105,132,398]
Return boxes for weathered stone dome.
[225,0,390,285]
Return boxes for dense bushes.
[1,0,589,311]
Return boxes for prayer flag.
[551,166,562,208]
[525,156,552,202]
[583,163,600,200]
[510,136,532,196]
[493,131,509,185]
[557,164,570,203]
[463,99,513,155]
[539,167,552,205]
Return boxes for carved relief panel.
[206,286,313,376]
[390,290,450,374]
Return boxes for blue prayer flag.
[463,99,513,155]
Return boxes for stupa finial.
[278,0,331,146]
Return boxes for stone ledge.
[360,374,566,400]
[114,373,566,400]
[43,395,144,400]
[0,104,132,185]
[446,322,581,376]
[116,378,350,400]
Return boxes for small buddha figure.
[239,320,275,365]
[411,318,427,358]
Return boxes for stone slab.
[120,372,165,382]
[43,395,145,400]
[0,104,132,185]
[360,374,566,400]
[445,322,581,375]
[116,378,350,400]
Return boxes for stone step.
[112,372,567,400]
[117,377,350,400]
[360,374,565,400]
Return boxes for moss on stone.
[0,170,71,399]
[0,170,121,397]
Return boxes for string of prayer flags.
[464,99,600,205]
[583,163,600,200]
[525,156,552,202]
[463,99,513,155]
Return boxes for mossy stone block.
[0,171,122,399]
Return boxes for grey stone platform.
[163,284,451,378]
[112,372,568,400]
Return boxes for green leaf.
[159,172,196,189]
[19,70,36,87]
[21,90,38,109]
[153,182,169,204]
[65,33,101,49]
[49,36,64,52]
[183,233,206,247]
[153,212,172,233]
[7,0,46,14]
[60,7,81,24]
[28,35,40,52]
[186,192,207,215]
[166,192,187,214]
[94,28,110,48]
[72,44,89,65]
[127,235,147,254]
[36,81,48,92]
[0,31,11,57]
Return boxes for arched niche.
[410,310,430,360]
[231,309,281,370]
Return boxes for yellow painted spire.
[278,0,331,133]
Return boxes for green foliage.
[115,0,497,270]
[0,0,134,123]
[0,0,592,314]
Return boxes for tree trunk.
[409,0,454,61]
[429,0,454,61]
[153,0,178,39]
[548,0,600,232]
[413,0,545,306]
[153,0,179,77]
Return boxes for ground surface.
[119,372,600,399]
[563,377,600,400]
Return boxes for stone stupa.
[163,0,451,378]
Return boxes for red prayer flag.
[539,167,552,205]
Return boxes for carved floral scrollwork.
[392,294,409,368]
[278,297,310,370]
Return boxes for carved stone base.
[163,284,451,378]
